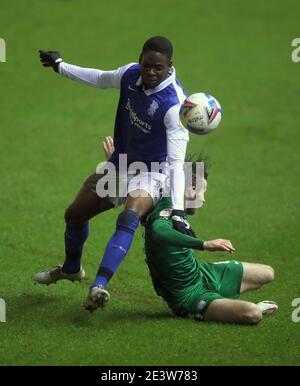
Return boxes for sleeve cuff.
[199,240,205,250]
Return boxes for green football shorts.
[171,260,244,317]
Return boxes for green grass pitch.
[0,0,300,365]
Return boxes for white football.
[179,92,222,135]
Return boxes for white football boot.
[33,264,85,285]
[256,300,278,315]
[84,285,110,312]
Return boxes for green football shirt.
[144,197,205,311]
[144,197,243,315]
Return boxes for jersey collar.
[135,67,176,96]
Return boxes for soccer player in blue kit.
[34,36,194,312]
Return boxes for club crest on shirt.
[147,100,159,117]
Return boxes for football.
[179,92,222,134]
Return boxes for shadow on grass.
[6,291,61,308]
[2,290,64,324]
[5,288,174,328]
[69,307,174,328]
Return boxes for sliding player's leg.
[204,298,263,324]
[240,262,275,293]
[204,296,278,324]
[194,261,277,323]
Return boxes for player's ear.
[138,53,142,64]
[169,60,173,68]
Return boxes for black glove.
[171,210,196,238]
[39,50,62,73]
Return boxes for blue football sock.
[92,209,140,288]
[62,221,89,273]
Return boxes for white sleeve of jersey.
[164,104,189,210]
[58,62,136,88]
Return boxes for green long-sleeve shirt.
[144,197,206,309]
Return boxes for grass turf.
[0,0,300,365]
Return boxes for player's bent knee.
[125,193,153,217]
[243,304,262,324]
[269,266,275,281]
[265,265,275,283]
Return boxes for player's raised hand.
[203,239,235,253]
[102,136,115,159]
[171,210,196,238]
[39,50,62,73]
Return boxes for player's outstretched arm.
[151,220,235,254]
[38,50,135,89]
[151,219,204,250]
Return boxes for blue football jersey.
[109,64,187,170]
[58,60,189,209]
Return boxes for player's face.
[184,179,207,215]
[139,51,171,89]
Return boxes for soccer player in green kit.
[103,136,278,324]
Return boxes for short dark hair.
[185,152,210,186]
[142,36,173,61]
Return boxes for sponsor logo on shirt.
[125,99,152,134]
